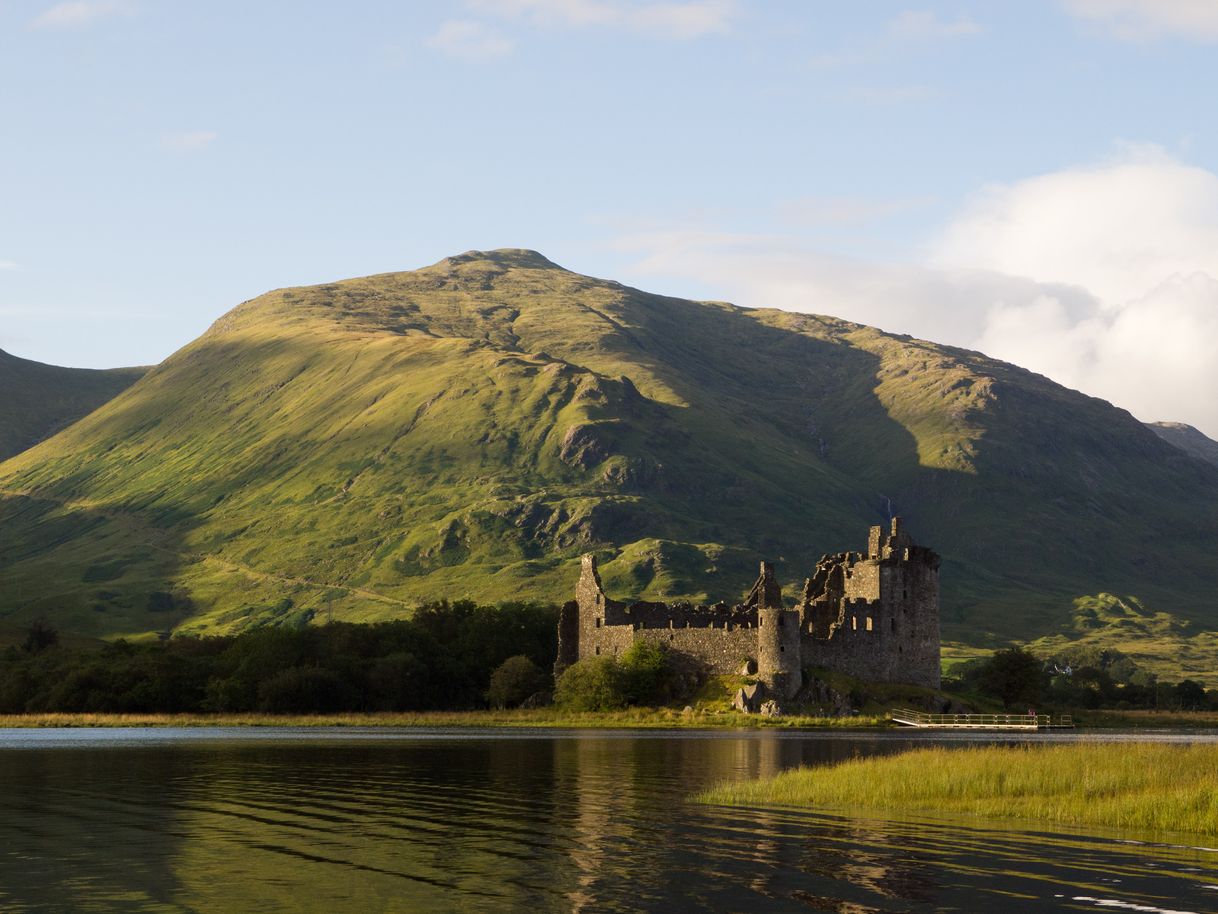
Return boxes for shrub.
[619,640,679,706]
[485,655,548,708]
[554,657,628,711]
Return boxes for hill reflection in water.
[0,729,1215,913]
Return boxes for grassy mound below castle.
[699,743,1218,837]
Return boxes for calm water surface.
[0,727,1216,913]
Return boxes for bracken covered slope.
[1,250,1216,652]
[0,350,145,460]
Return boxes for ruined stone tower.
[555,519,941,694]
[750,562,801,699]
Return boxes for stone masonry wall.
[558,519,941,692]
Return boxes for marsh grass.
[0,709,887,730]
[699,743,1218,836]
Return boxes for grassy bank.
[699,743,1218,836]
[0,709,889,730]
[1080,709,1218,729]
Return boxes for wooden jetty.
[891,709,1074,730]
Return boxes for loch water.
[0,727,1216,913]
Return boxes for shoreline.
[0,710,890,730]
[0,708,1216,730]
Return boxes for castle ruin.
[554,518,941,697]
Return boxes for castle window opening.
[851,616,857,631]
[891,618,897,633]
[595,618,601,628]
[595,646,600,655]
[903,589,908,599]
[865,617,873,632]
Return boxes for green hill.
[1,249,1216,662]
[1146,421,1218,468]
[0,350,145,460]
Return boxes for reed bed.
[699,743,1218,836]
[0,709,887,730]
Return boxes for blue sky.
[4,1,1218,433]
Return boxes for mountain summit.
[1,250,1216,653]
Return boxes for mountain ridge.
[1146,421,1218,468]
[0,349,146,461]
[1,250,1215,659]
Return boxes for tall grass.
[699,743,1218,836]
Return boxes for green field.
[699,743,1218,836]
[2,249,1217,665]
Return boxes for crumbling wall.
[564,518,941,692]
[798,518,941,688]
[571,554,762,673]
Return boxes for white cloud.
[0,260,19,271]
[971,273,1218,429]
[31,0,133,29]
[629,1,735,39]
[933,145,1218,308]
[463,0,735,39]
[613,148,1218,437]
[160,130,218,152]
[886,9,982,40]
[1064,0,1218,41]
[468,0,618,27]
[427,19,515,60]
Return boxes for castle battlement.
[555,519,941,697]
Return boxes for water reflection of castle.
[557,734,938,911]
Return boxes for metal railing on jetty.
[891,709,1074,730]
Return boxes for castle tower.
[752,562,801,699]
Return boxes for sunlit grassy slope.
[2,249,1216,647]
[0,349,145,460]
[699,743,1218,837]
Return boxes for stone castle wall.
[555,519,942,694]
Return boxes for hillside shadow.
[0,487,202,639]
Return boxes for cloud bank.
[1064,0,1218,42]
[617,148,1218,437]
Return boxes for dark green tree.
[554,657,628,711]
[485,655,548,709]
[977,647,1046,710]
[1175,679,1207,711]
[22,619,58,654]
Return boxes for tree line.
[946,645,1214,712]
[0,600,557,714]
